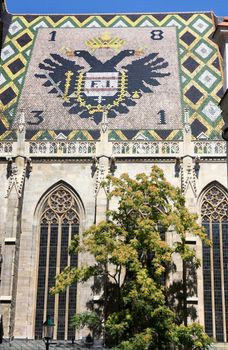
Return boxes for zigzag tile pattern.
[0,13,224,141]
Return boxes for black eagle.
[35,50,170,124]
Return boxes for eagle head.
[122,50,135,57]
[74,50,87,57]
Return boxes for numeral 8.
[151,30,164,40]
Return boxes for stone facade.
[0,4,228,345]
[0,119,227,341]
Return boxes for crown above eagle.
[86,32,125,51]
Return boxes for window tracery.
[201,185,228,222]
[41,187,79,224]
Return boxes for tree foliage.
[70,311,101,338]
[51,166,211,350]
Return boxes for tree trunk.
[183,260,188,327]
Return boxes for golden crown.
[86,32,125,51]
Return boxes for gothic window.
[35,185,80,340]
[201,184,228,342]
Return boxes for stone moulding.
[112,140,181,156]
[193,141,227,156]
[0,140,226,158]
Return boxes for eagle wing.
[35,54,84,101]
[108,53,170,118]
[124,53,170,95]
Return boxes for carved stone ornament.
[181,162,197,197]
[18,112,26,133]
[201,185,228,222]
[6,157,32,198]
[94,156,116,195]
[41,186,79,224]
[184,123,191,133]
[95,163,106,195]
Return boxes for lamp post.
[43,315,54,350]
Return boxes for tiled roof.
[0,13,224,141]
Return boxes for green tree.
[51,166,211,350]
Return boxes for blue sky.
[5,0,228,16]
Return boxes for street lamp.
[43,315,54,350]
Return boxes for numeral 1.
[157,110,167,124]
[49,31,57,42]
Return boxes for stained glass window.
[35,186,79,340]
[201,184,228,342]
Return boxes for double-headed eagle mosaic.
[35,37,171,124]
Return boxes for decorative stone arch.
[34,180,85,225]
[33,181,85,340]
[199,181,228,342]
[198,181,228,222]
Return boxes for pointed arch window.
[35,186,80,340]
[201,184,228,342]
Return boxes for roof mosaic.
[0,13,224,141]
